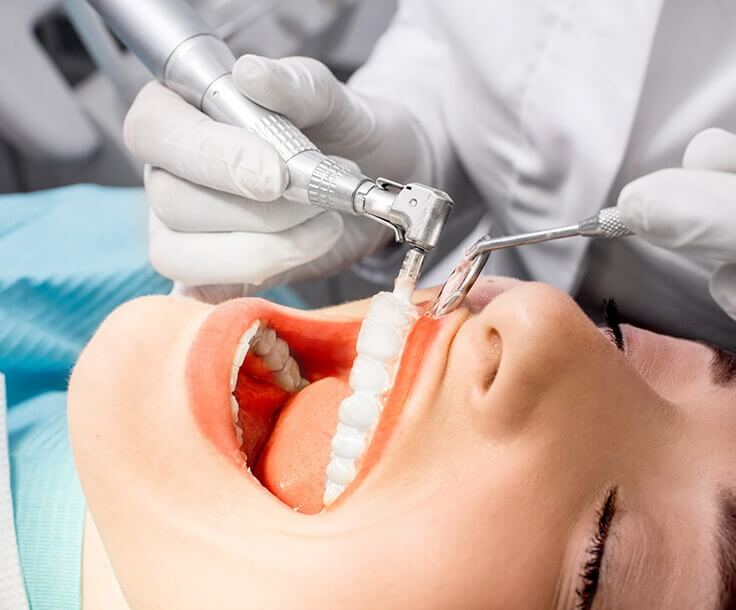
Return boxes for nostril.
[479,330,503,392]
[468,282,595,396]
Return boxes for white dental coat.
[351,0,736,346]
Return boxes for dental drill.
[431,207,634,317]
[85,0,453,295]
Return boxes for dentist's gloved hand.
[618,128,736,321]
[124,56,428,301]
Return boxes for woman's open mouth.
[185,296,446,515]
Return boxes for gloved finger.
[170,282,255,303]
[618,168,736,262]
[683,128,736,172]
[145,166,321,233]
[267,213,393,289]
[125,81,288,201]
[233,55,375,142]
[710,263,736,321]
[148,209,344,286]
[327,155,361,175]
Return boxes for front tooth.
[366,292,416,329]
[324,481,346,506]
[338,394,381,429]
[357,319,403,361]
[230,395,239,424]
[326,457,356,486]
[264,337,289,371]
[234,322,261,367]
[230,367,238,393]
[230,321,262,392]
[275,357,300,392]
[230,395,243,446]
[331,424,367,459]
[253,327,276,356]
[349,356,390,394]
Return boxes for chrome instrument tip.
[429,251,491,318]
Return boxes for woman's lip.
[186,299,279,464]
[334,279,513,506]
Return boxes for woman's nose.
[460,282,631,437]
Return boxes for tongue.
[254,377,351,514]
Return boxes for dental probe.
[430,206,634,317]
[86,0,453,288]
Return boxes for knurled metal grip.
[200,74,319,162]
[307,158,353,209]
[579,207,634,238]
[597,207,634,238]
[252,114,318,161]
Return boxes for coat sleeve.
[347,0,460,190]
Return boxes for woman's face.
[69,278,736,610]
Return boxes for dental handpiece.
[86,0,453,286]
[430,207,634,317]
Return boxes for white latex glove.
[124,56,430,301]
[618,128,736,321]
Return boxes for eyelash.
[575,534,605,609]
[575,486,618,610]
[602,298,625,352]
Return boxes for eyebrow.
[709,346,736,387]
[716,491,736,609]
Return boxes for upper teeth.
[229,321,309,449]
[323,291,417,506]
[275,356,301,392]
[263,337,289,372]
[253,327,276,355]
[231,395,244,447]
[348,356,391,394]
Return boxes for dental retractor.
[87,0,454,290]
[431,206,635,317]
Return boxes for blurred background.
[0,0,481,306]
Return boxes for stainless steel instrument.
[430,207,634,317]
[86,0,453,286]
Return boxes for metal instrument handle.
[431,206,634,317]
[87,0,368,214]
[579,206,635,238]
[465,207,633,259]
[465,224,581,260]
[88,0,456,264]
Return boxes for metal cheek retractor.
[430,206,634,317]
